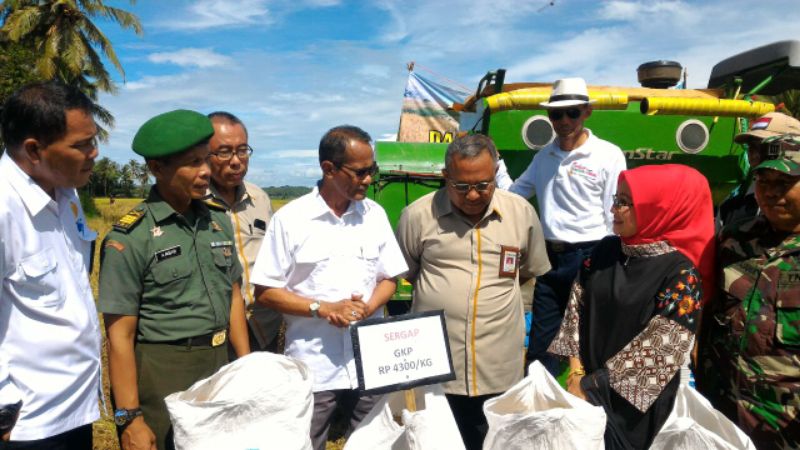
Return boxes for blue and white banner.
[398,72,471,143]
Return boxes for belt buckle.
[211,330,227,347]
[550,241,566,252]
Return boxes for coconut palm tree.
[0,0,142,132]
[772,89,800,119]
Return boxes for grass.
[88,197,347,450]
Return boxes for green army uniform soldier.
[99,110,251,450]
[701,135,800,450]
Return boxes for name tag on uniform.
[155,245,181,262]
[499,245,520,278]
[211,241,233,257]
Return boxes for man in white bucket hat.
[508,77,627,376]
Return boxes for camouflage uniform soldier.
[702,135,800,450]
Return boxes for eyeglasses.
[612,194,633,209]
[210,145,253,161]
[338,163,379,179]
[547,108,582,121]
[449,180,495,193]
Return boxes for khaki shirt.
[397,189,550,396]
[98,188,243,342]
[208,181,280,348]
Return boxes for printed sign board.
[351,310,455,394]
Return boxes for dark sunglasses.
[612,194,633,209]
[547,108,582,121]
[449,180,494,193]
[339,163,379,179]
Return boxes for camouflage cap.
[735,112,800,143]
[753,135,800,175]
[132,109,214,158]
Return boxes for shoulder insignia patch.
[114,208,145,232]
[204,199,227,212]
[105,239,126,252]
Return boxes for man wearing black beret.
[98,109,251,450]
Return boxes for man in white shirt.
[251,125,408,450]
[509,78,627,376]
[204,111,280,355]
[0,82,101,448]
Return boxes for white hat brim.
[540,99,596,108]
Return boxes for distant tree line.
[264,186,312,199]
[88,157,150,198]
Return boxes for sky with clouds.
[96,0,800,187]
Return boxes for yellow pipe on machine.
[484,88,629,111]
[641,97,774,117]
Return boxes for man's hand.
[0,410,19,441]
[322,294,369,327]
[0,402,21,442]
[566,373,586,401]
[120,417,157,450]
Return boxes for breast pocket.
[293,244,329,285]
[776,293,800,347]
[13,248,63,307]
[209,240,233,266]
[360,245,381,286]
[150,256,192,285]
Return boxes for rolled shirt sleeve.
[0,239,14,404]
[602,150,627,234]
[520,205,551,279]
[396,206,421,282]
[509,157,538,199]
[97,233,145,316]
[375,211,408,281]
[250,213,292,289]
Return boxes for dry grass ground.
[88,197,347,450]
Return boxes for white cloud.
[99,0,800,187]
[303,0,341,6]
[159,0,272,30]
[269,149,319,158]
[148,48,233,68]
[357,64,391,79]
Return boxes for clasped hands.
[325,293,369,328]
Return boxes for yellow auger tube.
[641,97,775,117]
[485,89,629,112]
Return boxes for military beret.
[132,109,214,158]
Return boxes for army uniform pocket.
[151,246,191,285]
[211,241,234,268]
[776,294,800,346]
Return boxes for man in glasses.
[396,134,550,450]
[251,125,407,450]
[204,112,280,357]
[717,112,800,228]
[507,77,626,376]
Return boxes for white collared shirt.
[0,154,101,440]
[250,187,408,391]
[509,129,627,242]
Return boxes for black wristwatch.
[114,407,143,428]
[0,400,23,435]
